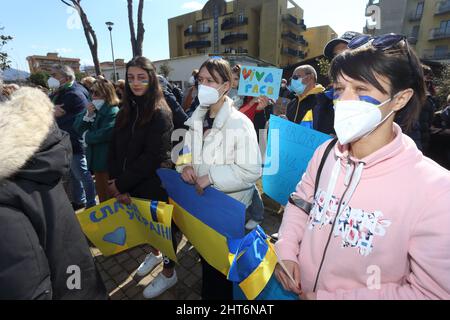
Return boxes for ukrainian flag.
[175,145,192,166]
[227,226,278,300]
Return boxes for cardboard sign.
[238,66,283,101]
[262,115,332,205]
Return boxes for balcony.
[184,26,211,36]
[282,14,307,31]
[429,27,450,40]
[408,35,418,44]
[435,0,450,15]
[281,47,306,59]
[282,32,307,46]
[409,11,423,22]
[184,40,211,49]
[221,17,249,30]
[221,33,248,44]
[422,48,450,60]
[223,47,249,54]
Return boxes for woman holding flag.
[275,33,450,300]
[176,57,262,300]
[107,56,179,299]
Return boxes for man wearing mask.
[49,65,97,210]
[286,65,325,129]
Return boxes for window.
[416,2,424,17]
[439,20,450,34]
[238,11,245,22]
[435,45,448,58]
[411,25,420,38]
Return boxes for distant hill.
[1,68,30,81]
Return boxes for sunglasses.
[348,33,416,76]
[291,75,307,81]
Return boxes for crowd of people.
[0,30,449,300]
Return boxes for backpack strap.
[288,138,338,215]
[314,138,338,197]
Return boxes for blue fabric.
[150,200,159,222]
[246,186,264,223]
[157,169,245,239]
[70,153,97,207]
[228,226,268,282]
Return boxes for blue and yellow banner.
[158,169,291,300]
[76,198,177,262]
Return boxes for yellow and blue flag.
[76,198,177,261]
[158,169,292,300]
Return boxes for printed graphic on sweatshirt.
[308,189,392,256]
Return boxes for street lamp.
[106,21,117,82]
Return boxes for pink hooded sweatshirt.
[275,124,450,300]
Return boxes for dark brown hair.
[116,56,170,129]
[330,41,426,132]
[199,58,233,93]
[232,64,241,75]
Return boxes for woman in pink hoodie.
[275,34,450,300]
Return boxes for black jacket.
[51,81,91,154]
[0,88,106,300]
[108,102,174,201]
[286,94,318,125]
[158,76,188,129]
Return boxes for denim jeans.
[246,186,264,223]
[70,153,97,208]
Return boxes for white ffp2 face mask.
[92,99,105,110]
[198,84,224,107]
[47,77,61,89]
[334,98,394,145]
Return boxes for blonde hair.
[91,78,120,106]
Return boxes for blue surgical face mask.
[289,79,306,95]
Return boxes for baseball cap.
[324,31,362,59]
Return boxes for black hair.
[330,41,426,132]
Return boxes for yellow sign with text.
[76,198,177,262]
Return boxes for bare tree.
[61,0,101,75]
[127,0,145,57]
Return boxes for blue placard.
[237,66,283,101]
[262,115,332,205]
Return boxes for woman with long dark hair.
[107,56,178,299]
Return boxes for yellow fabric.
[170,198,231,275]
[238,241,278,300]
[76,198,177,261]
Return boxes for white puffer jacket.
[176,97,262,207]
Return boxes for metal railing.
[221,17,249,30]
[282,14,307,30]
[184,26,211,36]
[221,33,248,44]
[422,48,450,60]
[429,27,450,40]
[281,47,306,58]
[436,0,450,15]
[184,40,211,49]
[281,32,307,45]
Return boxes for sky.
[0,0,369,73]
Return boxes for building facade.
[302,25,338,59]
[366,0,450,63]
[168,0,311,67]
[27,53,81,74]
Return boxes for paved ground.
[90,194,283,300]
